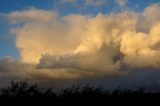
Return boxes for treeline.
[0,81,160,104]
[0,81,160,97]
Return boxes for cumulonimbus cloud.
[1,3,158,79]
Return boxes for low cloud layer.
[0,3,160,89]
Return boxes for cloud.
[0,56,93,80]
[38,43,121,74]
[0,3,158,81]
[120,3,160,69]
[121,24,160,69]
[61,0,76,3]
[60,0,107,6]
[116,0,127,7]
[1,57,160,91]
[9,8,58,24]
[0,3,160,90]
[10,10,89,64]
[85,0,107,6]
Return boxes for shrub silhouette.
[0,81,57,98]
[0,81,160,104]
[60,84,106,98]
[1,81,40,97]
[1,80,160,99]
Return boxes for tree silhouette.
[0,80,160,99]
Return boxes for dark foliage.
[1,81,160,97]
[0,81,160,104]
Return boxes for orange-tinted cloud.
[4,3,159,79]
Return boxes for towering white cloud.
[0,2,160,91]
[3,3,159,79]
[10,9,89,64]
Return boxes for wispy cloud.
[85,0,107,6]
[116,0,127,7]
[61,0,76,3]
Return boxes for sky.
[0,0,160,90]
[0,0,160,59]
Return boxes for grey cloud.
[38,43,122,76]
